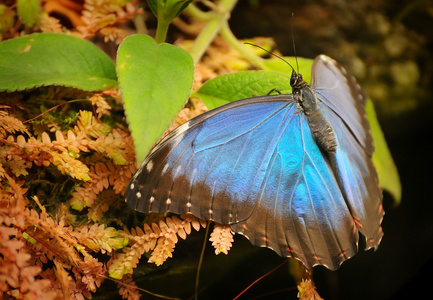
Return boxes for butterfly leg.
[267,88,282,95]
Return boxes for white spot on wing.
[166,198,171,205]
[130,183,135,189]
[146,160,154,172]
[174,165,182,178]
[162,163,169,174]
[136,192,141,198]
[150,196,155,203]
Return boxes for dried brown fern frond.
[0,106,31,138]
[0,191,128,299]
[71,223,128,254]
[0,177,60,299]
[297,279,324,300]
[69,124,135,211]
[78,0,142,43]
[109,214,207,279]
[70,155,135,211]
[24,197,83,267]
[40,14,65,33]
[209,224,234,255]
[73,255,106,293]
[117,274,140,300]
[74,110,111,140]
[89,93,112,118]
[1,124,94,181]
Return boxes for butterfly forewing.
[322,105,383,249]
[127,95,297,222]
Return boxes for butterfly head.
[290,70,307,90]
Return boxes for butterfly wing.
[126,93,358,270]
[311,55,384,250]
[230,104,358,269]
[127,95,298,223]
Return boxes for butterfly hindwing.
[232,107,358,269]
[312,55,383,249]
[311,55,373,155]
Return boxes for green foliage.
[148,0,193,43]
[368,100,402,204]
[0,4,15,34]
[148,0,193,18]
[195,71,292,109]
[117,34,194,163]
[195,56,314,110]
[17,0,40,27]
[0,33,117,92]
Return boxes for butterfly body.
[291,71,337,153]
[125,55,383,270]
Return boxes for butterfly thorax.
[291,70,338,153]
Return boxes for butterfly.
[125,54,384,270]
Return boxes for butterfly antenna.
[291,13,299,74]
[244,42,295,73]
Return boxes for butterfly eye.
[290,71,298,86]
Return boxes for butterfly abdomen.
[298,84,337,153]
[305,109,337,153]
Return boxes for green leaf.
[17,0,40,27]
[0,5,15,34]
[195,57,314,110]
[195,71,291,110]
[148,0,193,18]
[147,0,158,15]
[262,56,314,84]
[367,100,402,204]
[0,33,117,92]
[117,34,194,163]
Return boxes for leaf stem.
[187,0,239,63]
[155,18,171,43]
[195,221,211,300]
[219,21,266,69]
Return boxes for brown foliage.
[0,94,136,299]
[1,0,143,44]
[0,88,237,299]
[297,279,324,300]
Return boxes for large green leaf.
[368,100,402,204]
[262,56,314,82]
[0,33,117,91]
[195,56,314,110]
[195,71,291,110]
[117,34,194,163]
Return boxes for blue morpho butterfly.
[125,54,384,270]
